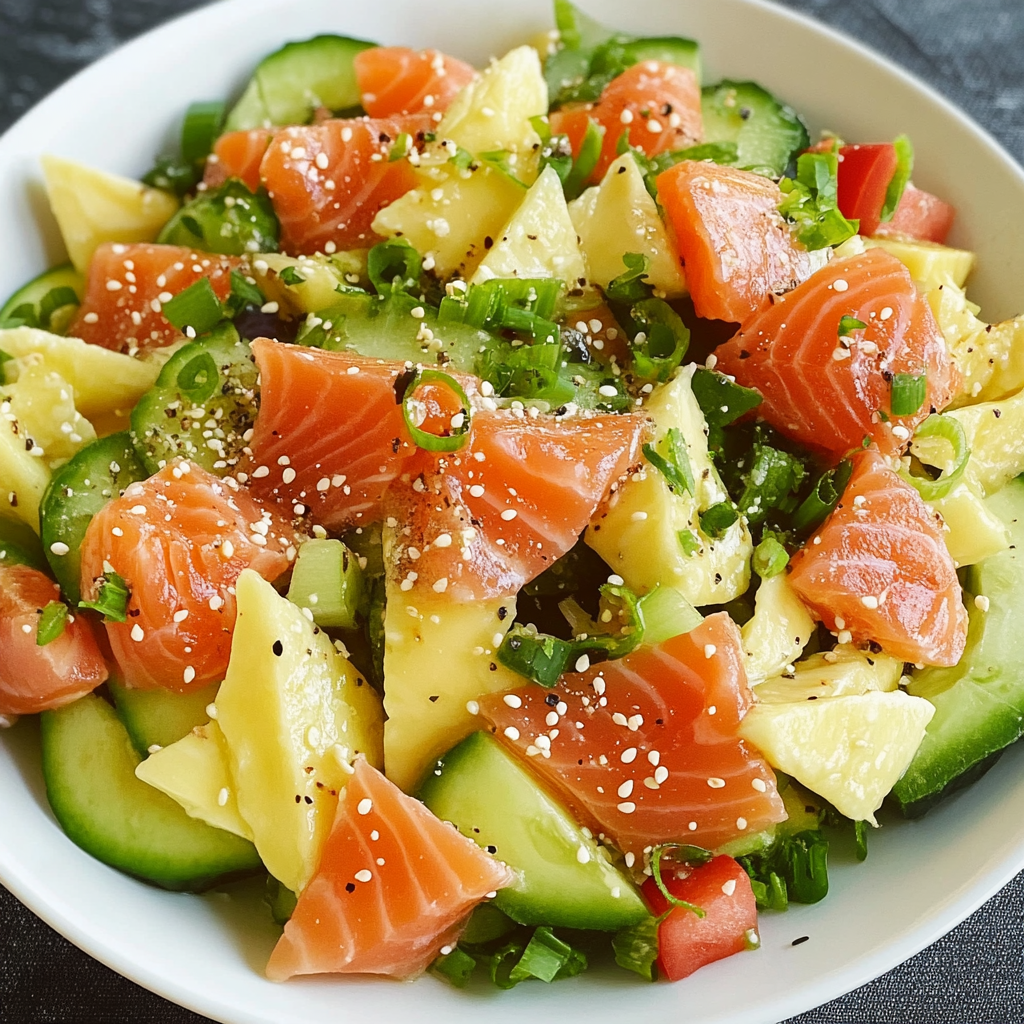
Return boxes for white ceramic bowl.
[3,1,1024,1021]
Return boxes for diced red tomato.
[204,129,274,192]
[353,46,476,118]
[656,160,815,323]
[835,143,898,238]
[550,61,702,185]
[874,183,956,244]
[68,243,241,354]
[260,114,432,255]
[0,563,108,716]
[79,461,298,691]
[642,855,758,982]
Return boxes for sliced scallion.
[175,351,221,405]
[899,413,969,501]
[181,100,226,166]
[161,278,224,335]
[650,844,709,917]
[890,372,927,417]
[402,368,472,453]
[643,427,694,496]
[792,460,852,534]
[36,600,68,646]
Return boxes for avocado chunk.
[893,477,1024,817]
[418,731,649,931]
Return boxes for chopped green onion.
[480,150,528,188]
[562,118,604,201]
[838,315,867,338]
[175,351,221,405]
[605,252,653,305]
[699,501,739,538]
[226,269,264,315]
[733,431,808,525]
[890,372,927,416]
[509,927,581,984]
[677,528,700,556]
[3,303,39,330]
[79,570,130,622]
[643,427,694,496]
[449,146,474,171]
[855,820,869,862]
[431,947,477,987]
[778,831,830,903]
[899,413,970,501]
[637,585,702,645]
[778,147,859,250]
[627,298,689,381]
[612,915,661,982]
[401,368,472,453]
[792,460,852,534]
[38,286,80,329]
[880,134,914,223]
[650,844,708,917]
[388,132,412,162]
[278,266,305,287]
[690,368,763,453]
[181,101,225,166]
[367,239,422,297]
[161,278,224,335]
[36,601,68,646]
[753,534,789,579]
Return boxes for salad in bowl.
[1,0,1022,995]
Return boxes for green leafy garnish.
[449,146,475,171]
[855,820,869,862]
[698,501,739,538]
[752,533,789,579]
[157,178,279,255]
[36,601,68,646]
[388,132,412,162]
[650,844,709,917]
[734,432,808,526]
[278,266,305,287]
[677,529,700,556]
[561,119,604,200]
[480,149,528,189]
[738,830,830,909]
[431,947,477,988]
[612,915,662,982]
[778,146,859,250]
[626,298,690,381]
[643,427,694,496]
[890,372,927,416]
[367,239,422,297]
[605,252,653,305]
[838,315,867,338]
[79,570,130,623]
[690,368,763,453]
[880,134,914,223]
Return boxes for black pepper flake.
[345,882,356,893]
[304,795,313,804]
[484,236,493,249]
[273,640,284,656]
[791,936,810,947]
[429,695,439,702]
[545,693,559,706]
[486,845,497,854]
[497,605,508,621]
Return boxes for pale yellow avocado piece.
[437,45,546,156]
[382,581,520,793]
[215,570,384,893]
[373,163,525,279]
[569,154,685,298]
[471,166,588,286]
[135,721,253,841]
[41,155,180,274]
[586,366,752,607]
[740,574,815,683]
[754,644,903,703]
[864,236,975,292]
[944,387,1024,497]
[739,690,934,823]
[252,251,368,315]
[928,481,1010,567]
[0,327,163,433]
[4,359,95,469]
[927,282,1024,406]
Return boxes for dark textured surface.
[1,1,1023,1021]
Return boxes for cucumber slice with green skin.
[224,34,376,132]
[418,731,650,931]
[157,179,279,256]
[109,678,220,754]
[39,432,148,606]
[42,694,261,891]
[0,517,47,572]
[265,875,298,925]
[0,263,85,334]
[701,80,810,178]
[893,479,1024,818]
[130,323,258,477]
[286,538,364,629]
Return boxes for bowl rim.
[1,1,1023,1022]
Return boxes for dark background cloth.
[1,0,1023,1021]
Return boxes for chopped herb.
[650,844,710,917]
[367,239,422,297]
[161,277,224,335]
[643,427,694,496]
[690,368,763,453]
[480,149,528,188]
[449,146,475,171]
[226,269,264,314]
[157,178,279,255]
[837,315,867,338]
[430,947,477,988]
[738,830,830,909]
[890,372,926,416]
[752,533,789,579]
[855,820,869,862]
[777,146,859,250]
[142,156,200,198]
[278,266,305,287]
[612,915,662,982]
[180,100,226,166]
[175,351,221,405]
[698,501,739,538]
[735,432,807,526]
[605,252,653,305]
[79,570,130,623]
[388,132,412,161]
[792,460,852,535]
[561,118,604,200]
[626,298,689,381]
[36,601,68,646]
[677,528,701,556]
[880,134,914,223]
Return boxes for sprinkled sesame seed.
[503,694,523,709]
[130,624,144,642]
[617,801,636,814]
[282,468,296,484]
[469,484,485,498]
[722,879,737,896]
[49,541,70,556]
[598,384,619,398]
[975,594,990,611]
[707,777,725,789]
[217,787,230,807]
[736,817,748,830]
[624,851,636,867]
[617,780,634,798]
[183,666,196,684]
[751,777,767,792]
[704,643,717,659]
[357,798,373,815]
[654,766,669,784]
[861,595,879,609]
[575,653,591,672]
[689,821,698,831]
[880,306,893,320]
[260,301,280,314]
[354,869,373,882]
[631,510,648,522]
[576,845,591,864]
[833,279,849,292]
[173,609,189,623]
[620,747,637,764]
[620,109,634,124]
[504,726,520,741]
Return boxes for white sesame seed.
[357,798,373,815]
[466,700,480,715]
[503,726,520,741]
[722,879,737,896]
[620,747,637,764]
[654,766,669,784]
[222,540,234,559]
[183,666,196,684]
[354,869,373,882]
[282,467,296,484]
[49,542,70,556]
[620,109,634,124]
[833,279,849,292]
[575,654,591,672]
[434,533,452,548]
[861,595,879,609]
[631,511,648,522]
[704,644,717,659]
[707,777,725,789]
[503,694,523,709]
[975,594,990,612]
[545,711,559,727]
[500,508,518,521]
[598,385,618,397]
[880,306,893,320]
[217,787,230,807]
[432,577,448,593]
[688,821,698,831]
[617,801,636,814]
[736,817,748,830]
[260,301,280,314]
[576,845,591,864]
[617,780,634,798]
[130,624,144,642]
[469,484,485,498]
[173,609,189,623]
[751,777,767,792]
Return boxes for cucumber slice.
[618,37,700,82]
[129,323,258,477]
[0,263,84,334]
[286,538,364,629]
[893,478,1024,817]
[224,35,376,132]
[157,179,279,256]
[41,694,261,891]
[418,731,649,931]
[109,677,220,754]
[701,80,809,178]
[0,517,47,572]
[39,432,148,605]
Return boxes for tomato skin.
[875,183,956,244]
[642,855,758,982]
[79,461,297,691]
[0,563,108,716]
[835,143,898,237]
[550,61,702,185]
